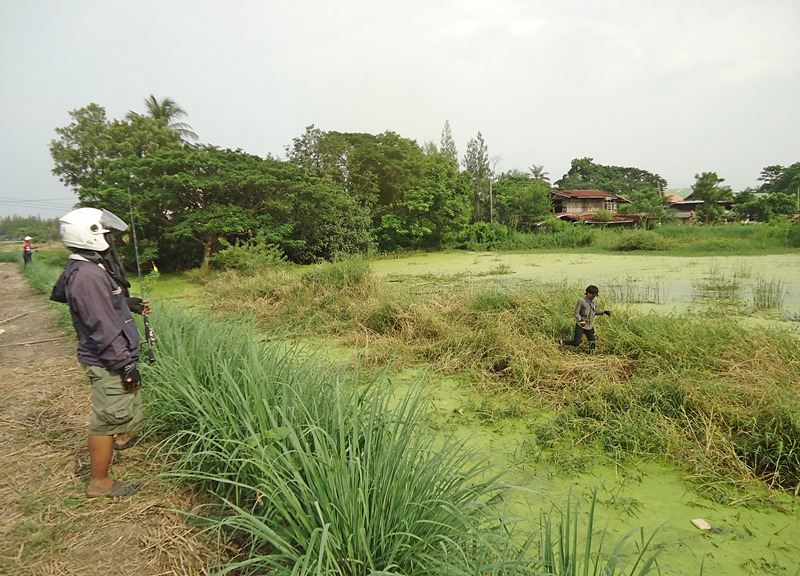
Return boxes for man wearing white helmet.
[50,207,144,498]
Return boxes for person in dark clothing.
[50,207,148,498]
[559,284,611,353]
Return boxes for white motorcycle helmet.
[59,207,128,251]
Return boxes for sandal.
[113,434,142,451]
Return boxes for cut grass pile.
[202,258,800,501]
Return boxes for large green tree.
[758,163,800,212]
[440,119,458,165]
[378,153,471,250]
[51,104,373,269]
[556,157,667,196]
[462,131,490,222]
[688,172,732,225]
[493,174,552,231]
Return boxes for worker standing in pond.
[50,207,146,498]
[559,284,611,354]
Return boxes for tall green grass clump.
[537,490,667,576]
[145,307,534,575]
[609,230,672,252]
[751,278,788,310]
[208,236,287,274]
[656,222,795,254]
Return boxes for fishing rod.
[128,195,156,364]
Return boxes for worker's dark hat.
[585,285,599,295]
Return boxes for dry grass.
[0,262,227,576]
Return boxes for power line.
[0,196,77,213]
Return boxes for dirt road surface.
[0,262,218,575]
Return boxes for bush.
[610,230,672,251]
[788,220,800,248]
[464,221,508,248]
[208,236,287,274]
[300,257,371,290]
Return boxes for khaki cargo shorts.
[84,364,143,435]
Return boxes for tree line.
[48,96,799,271]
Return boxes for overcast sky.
[1,0,799,219]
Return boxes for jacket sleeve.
[69,268,136,370]
[573,299,583,323]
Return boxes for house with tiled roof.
[549,190,634,224]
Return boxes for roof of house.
[550,189,630,202]
[665,193,684,203]
[665,187,693,197]
[555,212,638,224]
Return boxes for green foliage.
[464,221,509,249]
[439,119,458,164]
[494,175,553,231]
[615,187,667,221]
[34,247,70,267]
[652,222,794,254]
[732,188,798,222]
[610,230,672,252]
[555,158,667,201]
[50,106,377,269]
[463,131,491,222]
[688,172,732,225]
[758,162,800,196]
[130,94,198,142]
[536,490,666,575]
[300,257,371,291]
[378,153,471,250]
[208,236,288,274]
[0,216,61,242]
[145,308,534,575]
[789,220,800,248]
[592,209,614,223]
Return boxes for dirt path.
[0,262,218,575]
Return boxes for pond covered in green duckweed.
[372,252,800,332]
[384,373,800,576]
[372,252,800,575]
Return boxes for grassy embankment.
[5,251,676,575]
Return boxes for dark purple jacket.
[51,258,140,370]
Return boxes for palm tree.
[528,164,550,183]
[129,95,198,142]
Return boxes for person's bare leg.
[86,434,115,497]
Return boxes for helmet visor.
[100,209,129,232]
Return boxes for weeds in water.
[604,277,666,304]
[751,278,788,310]
[537,490,667,575]
[692,263,743,304]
